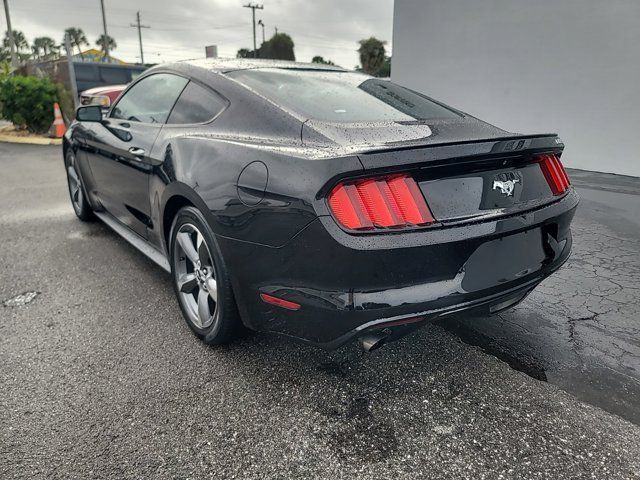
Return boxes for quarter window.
[110,73,188,124]
[167,81,227,124]
[100,66,129,85]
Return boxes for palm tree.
[40,37,58,58]
[31,42,42,60]
[357,37,387,76]
[0,45,9,63]
[96,34,117,61]
[3,30,29,55]
[63,27,89,59]
[31,37,58,61]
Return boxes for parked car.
[73,62,147,92]
[79,84,127,110]
[63,59,578,351]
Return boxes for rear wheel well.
[163,196,194,250]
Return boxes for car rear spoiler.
[357,134,564,172]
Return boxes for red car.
[79,84,126,109]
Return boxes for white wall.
[392,0,640,177]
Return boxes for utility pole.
[274,26,278,35]
[99,0,110,61]
[64,33,79,109]
[243,3,263,58]
[257,19,265,44]
[130,11,150,64]
[2,0,18,68]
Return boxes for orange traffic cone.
[49,103,66,138]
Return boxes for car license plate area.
[461,229,547,293]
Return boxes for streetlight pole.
[243,3,263,58]
[2,0,18,68]
[99,0,110,60]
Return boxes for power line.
[130,11,149,64]
[243,3,263,58]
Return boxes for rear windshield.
[226,69,461,123]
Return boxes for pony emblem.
[492,178,520,196]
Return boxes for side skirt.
[94,211,171,273]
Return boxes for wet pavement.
[438,169,640,425]
[1,144,639,479]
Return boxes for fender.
[153,181,217,257]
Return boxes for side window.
[167,81,227,124]
[74,64,98,82]
[100,66,129,85]
[110,73,188,124]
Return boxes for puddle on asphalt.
[437,315,640,426]
[436,317,548,382]
[3,291,39,307]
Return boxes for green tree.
[41,37,58,58]
[96,34,117,58]
[260,33,295,60]
[32,37,58,61]
[0,45,9,63]
[357,37,386,76]
[377,56,391,77]
[238,33,296,61]
[236,48,253,59]
[3,30,29,56]
[311,56,334,65]
[63,27,89,59]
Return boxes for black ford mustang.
[64,59,577,351]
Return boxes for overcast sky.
[3,0,394,67]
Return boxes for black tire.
[169,206,241,345]
[64,149,94,221]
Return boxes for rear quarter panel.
[144,65,367,250]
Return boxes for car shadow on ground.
[93,209,640,429]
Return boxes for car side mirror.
[76,105,104,122]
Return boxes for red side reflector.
[260,293,301,311]
[328,174,434,231]
[538,153,570,196]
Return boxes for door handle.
[128,147,145,157]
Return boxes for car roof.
[179,57,347,74]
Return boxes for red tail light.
[260,293,301,311]
[328,175,435,231]
[538,153,571,195]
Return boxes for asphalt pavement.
[1,143,639,479]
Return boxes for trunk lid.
[356,134,566,225]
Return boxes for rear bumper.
[219,189,578,349]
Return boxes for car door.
[84,73,189,238]
[145,80,230,250]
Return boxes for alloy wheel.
[174,223,219,329]
[66,154,83,214]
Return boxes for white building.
[392,0,640,177]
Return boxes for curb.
[0,135,62,146]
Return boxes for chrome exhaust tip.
[360,332,388,352]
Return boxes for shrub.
[0,75,60,133]
[0,62,10,118]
